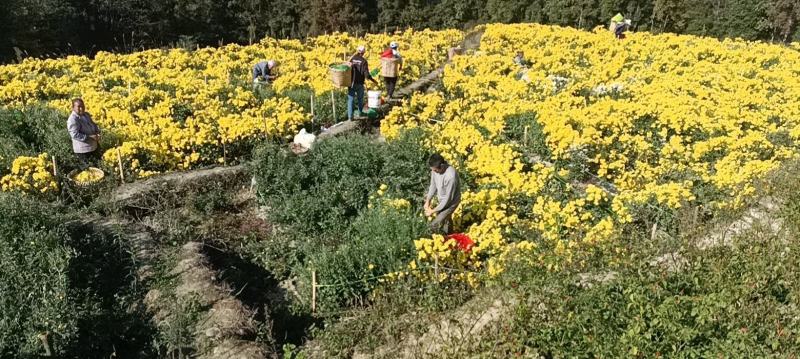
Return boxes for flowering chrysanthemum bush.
[0,153,58,194]
[383,23,800,282]
[0,29,462,181]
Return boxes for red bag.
[446,233,474,253]
[381,48,394,59]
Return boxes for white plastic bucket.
[367,90,382,108]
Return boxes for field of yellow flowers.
[382,23,800,280]
[3,22,800,286]
[0,29,462,187]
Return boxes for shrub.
[303,203,428,312]
[503,111,551,162]
[769,160,800,233]
[190,183,234,215]
[493,233,800,357]
[252,135,383,236]
[249,129,431,312]
[0,105,121,177]
[0,193,154,357]
[282,86,350,127]
[0,106,75,171]
[0,194,77,356]
[251,129,429,237]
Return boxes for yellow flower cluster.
[368,183,411,211]
[0,29,462,182]
[414,235,458,262]
[383,23,800,282]
[406,234,479,284]
[72,169,104,184]
[0,153,58,194]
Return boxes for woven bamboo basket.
[381,58,400,77]
[69,167,105,187]
[329,63,352,87]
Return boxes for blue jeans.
[347,84,365,120]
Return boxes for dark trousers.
[430,204,458,234]
[384,76,398,98]
[615,24,628,38]
[75,150,100,170]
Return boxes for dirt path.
[696,197,782,249]
[649,197,784,272]
[146,241,272,359]
[82,216,273,358]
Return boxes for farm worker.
[252,60,278,83]
[513,51,528,67]
[609,14,631,39]
[424,153,461,234]
[616,19,632,39]
[67,98,101,170]
[348,45,378,120]
[381,41,403,98]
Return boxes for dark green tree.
[305,0,367,35]
[0,1,13,60]
[170,0,233,44]
[432,0,485,29]
[715,0,767,39]
[3,0,77,59]
[484,0,530,23]
[539,0,601,29]
[764,0,800,42]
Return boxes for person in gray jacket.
[67,98,101,169]
[424,153,461,234]
[252,60,278,83]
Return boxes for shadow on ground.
[204,245,320,350]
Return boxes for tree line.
[1,0,798,63]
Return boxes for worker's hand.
[424,208,435,217]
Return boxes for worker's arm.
[425,174,437,208]
[364,61,378,84]
[432,172,457,213]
